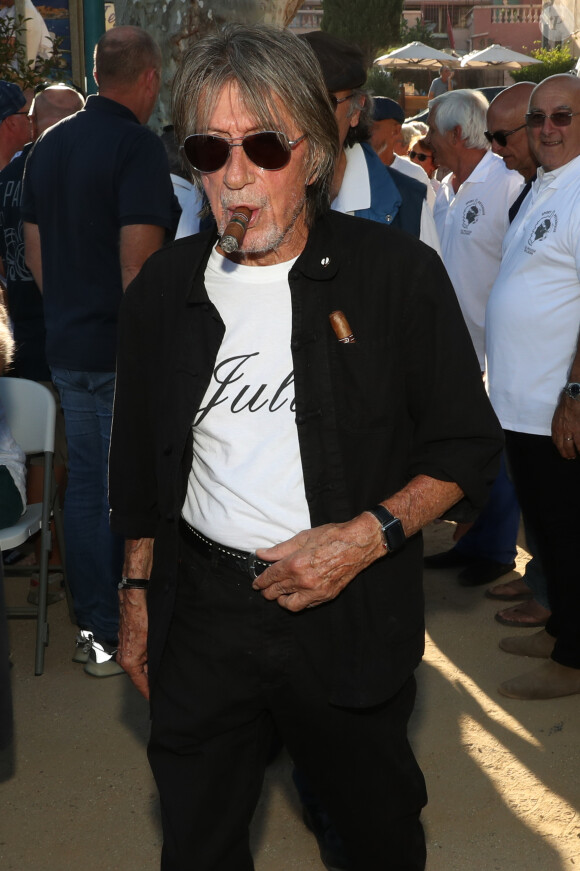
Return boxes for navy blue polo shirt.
[21,95,177,372]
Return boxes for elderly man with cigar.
[109,24,502,871]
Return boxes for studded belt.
[180,518,274,579]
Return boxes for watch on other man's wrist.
[563,381,580,401]
[118,577,149,591]
[366,505,406,553]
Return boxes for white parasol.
[374,41,460,69]
[460,44,542,70]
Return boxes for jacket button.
[163,444,173,456]
[166,512,175,523]
[385,214,392,223]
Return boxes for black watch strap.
[367,505,406,553]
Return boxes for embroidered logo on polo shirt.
[460,199,485,234]
[524,210,557,255]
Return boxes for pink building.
[403,0,542,55]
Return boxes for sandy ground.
[1,521,579,871]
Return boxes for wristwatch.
[563,382,580,400]
[367,505,406,553]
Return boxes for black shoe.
[423,548,477,570]
[458,559,517,587]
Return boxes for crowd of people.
[0,20,579,871]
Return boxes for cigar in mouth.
[219,206,252,254]
[329,310,356,344]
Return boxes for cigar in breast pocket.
[329,310,356,343]
[219,206,252,254]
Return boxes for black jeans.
[148,529,427,871]
[504,430,580,668]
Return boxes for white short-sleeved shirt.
[434,150,522,368]
[391,153,436,212]
[486,155,580,436]
[332,143,441,254]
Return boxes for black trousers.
[148,531,427,871]
[504,430,580,668]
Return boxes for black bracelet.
[366,505,406,553]
[118,578,149,591]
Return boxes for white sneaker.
[72,630,93,664]
[84,638,125,678]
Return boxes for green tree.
[366,66,400,99]
[114,0,304,131]
[322,0,404,68]
[0,14,65,90]
[398,15,436,48]
[511,43,575,84]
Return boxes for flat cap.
[0,80,26,124]
[301,31,366,92]
[373,96,405,123]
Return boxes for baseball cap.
[0,80,26,123]
[373,96,405,124]
[301,31,366,92]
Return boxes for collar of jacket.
[183,210,342,305]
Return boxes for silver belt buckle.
[247,553,260,579]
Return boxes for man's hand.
[552,394,580,459]
[253,514,386,612]
[117,588,149,699]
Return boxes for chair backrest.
[0,378,56,455]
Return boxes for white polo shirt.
[486,155,580,436]
[434,150,522,368]
[332,144,441,254]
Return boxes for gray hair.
[94,26,161,89]
[345,88,373,147]
[429,88,489,150]
[172,23,339,227]
[401,122,423,149]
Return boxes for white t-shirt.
[181,247,311,550]
[332,143,441,254]
[172,177,202,239]
[0,0,53,63]
[433,150,522,368]
[486,155,580,436]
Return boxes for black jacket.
[109,210,502,707]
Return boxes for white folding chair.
[0,378,65,674]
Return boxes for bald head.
[527,74,580,171]
[31,85,84,138]
[487,82,537,180]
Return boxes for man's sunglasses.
[328,93,353,110]
[182,131,307,173]
[484,124,526,147]
[408,150,429,162]
[525,110,580,128]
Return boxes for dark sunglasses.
[525,110,580,128]
[408,150,429,162]
[484,123,526,147]
[329,93,353,111]
[182,131,307,173]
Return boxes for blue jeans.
[51,368,123,643]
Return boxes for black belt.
[180,518,274,579]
